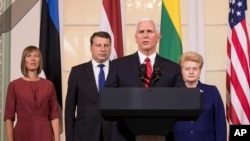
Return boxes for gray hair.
[135,18,160,32]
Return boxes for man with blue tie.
[105,18,185,141]
[65,31,113,141]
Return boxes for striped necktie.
[144,57,152,88]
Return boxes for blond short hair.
[179,51,204,69]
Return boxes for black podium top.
[99,87,203,135]
[99,87,202,118]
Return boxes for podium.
[99,87,203,140]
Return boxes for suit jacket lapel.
[131,52,145,87]
[151,55,163,87]
[85,61,99,94]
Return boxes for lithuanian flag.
[159,0,182,63]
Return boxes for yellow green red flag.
[159,0,182,63]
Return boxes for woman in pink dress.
[4,46,60,141]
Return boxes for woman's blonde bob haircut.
[179,51,204,69]
[20,45,43,76]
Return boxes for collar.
[197,81,204,93]
[91,59,109,68]
[138,51,156,64]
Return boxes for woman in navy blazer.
[174,51,227,141]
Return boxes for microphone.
[139,64,147,81]
[151,66,161,85]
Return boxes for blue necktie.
[98,64,105,92]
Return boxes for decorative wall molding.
[0,0,11,140]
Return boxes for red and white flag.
[226,0,250,124]
[99,0,124,60]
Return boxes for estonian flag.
[39,0,62,107]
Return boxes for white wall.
[10,0,64,80]
[10,1,40,80]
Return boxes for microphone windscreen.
[139,64,146,79]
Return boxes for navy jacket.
[65,61,113,141]
[174,81,227,141]
[105,52,185,88]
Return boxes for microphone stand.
[150,66,161,86]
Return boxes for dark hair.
[21,45,43,76]
[90,31,111,46]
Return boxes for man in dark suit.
[65,31,113,141]
[105,18,185,141]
